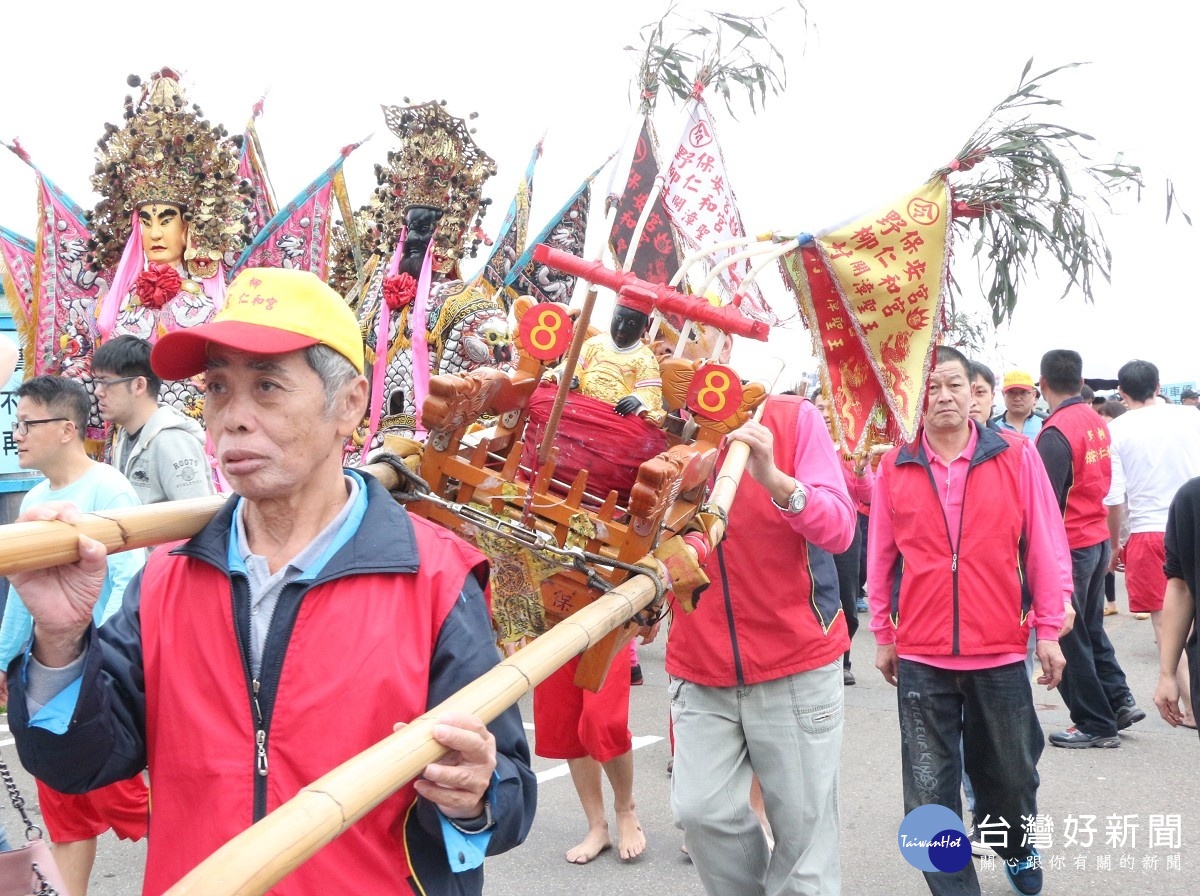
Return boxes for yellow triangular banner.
[816,178,950,441]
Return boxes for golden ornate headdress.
[369,100,496,276]
[89,68,252,278]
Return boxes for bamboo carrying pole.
[533,203,618,466]
[0,463,402,577]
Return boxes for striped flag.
[505,159,606,306]
[231,142,365,281]
[474,139,541,307]
[238,97,278,238]
[0,224,36,340]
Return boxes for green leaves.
[936,59,1146,327]
[629,3,806,116]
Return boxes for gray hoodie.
[111,405,214,504]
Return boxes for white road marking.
[535,735,663,783]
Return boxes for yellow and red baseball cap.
[1002,370,1037,393]
[151,267,364,380]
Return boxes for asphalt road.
[2,578,1197,895]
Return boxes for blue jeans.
[670,661,844,896]
[1057,541,1134,736]
[898,659,1043,895]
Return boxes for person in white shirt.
[1103,359,1200,728]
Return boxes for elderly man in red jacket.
[869,345,1070,896]
[6,268,535,896]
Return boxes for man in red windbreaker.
[869,345,1071,896]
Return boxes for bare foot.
[616,809,646,860]
[565,825,611,865]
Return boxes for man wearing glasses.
[92,335,214,503]
[0,374,149,896]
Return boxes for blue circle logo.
[897,805,971,873]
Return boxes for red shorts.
[533,655,632,763]
[36,773,149,843]
[1124,531,1166,613]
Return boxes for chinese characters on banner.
[660,99,784,327]
[0,336,28,472]
[780,243,886,452]
[608,118,680,288]
[817,179,950,441]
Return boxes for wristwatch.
[447,799,495,834]
[773,479,808,514]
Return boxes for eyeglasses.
[12,417,69,436]
[93,376,139,391]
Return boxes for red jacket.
[1038,398,1112,548]
[666,397,850,687]
[878,426,1032,656]
[10,476,535,896]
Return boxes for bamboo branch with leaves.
[934,59,1145,326]
[627,2,805,116]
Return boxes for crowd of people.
[1,275,1199,896]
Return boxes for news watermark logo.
[898,805,972,874]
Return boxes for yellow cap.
[1002,370,1037,393]
[151,268,364,379]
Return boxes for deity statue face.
[610,305,650,350]
[399,205,443,278]
[139,202,187,267]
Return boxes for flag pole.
[530,114,644,467]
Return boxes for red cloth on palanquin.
[521,384,668,500]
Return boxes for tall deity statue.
[342,101,509,461]
[89,68,252,419]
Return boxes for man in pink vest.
[1036,349,1144,748]
[869,345,1071,896]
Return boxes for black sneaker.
[1004,849,1043,895]
[1115,702,1146,730]
[968,825,995,857]
[630,664,643,686]
[843,667,856,686]
[1049,726,1119,748]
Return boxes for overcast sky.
[1,0,1195,388]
